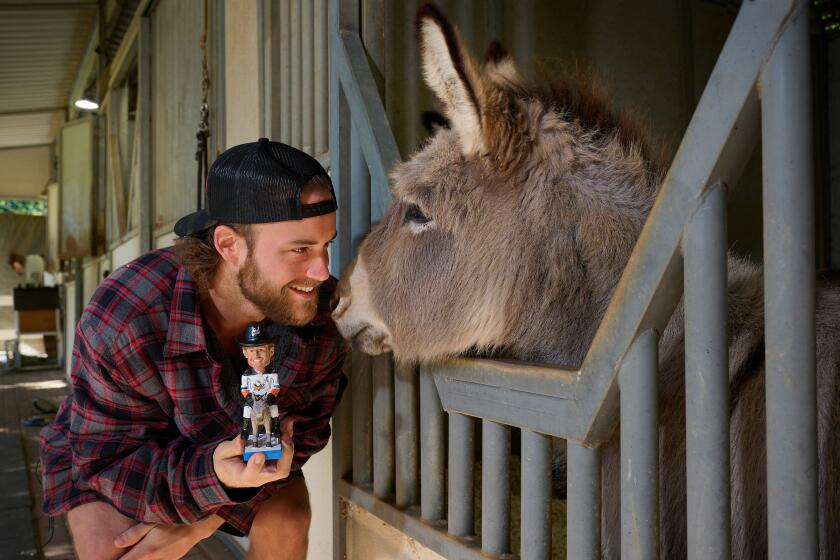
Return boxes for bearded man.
[39,139,347,560]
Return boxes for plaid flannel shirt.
[39,248,347,535]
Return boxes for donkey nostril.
[330,293,340,312]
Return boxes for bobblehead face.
[242,344,275,372]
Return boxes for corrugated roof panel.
[0,1,96,141]
[0,111,64,149]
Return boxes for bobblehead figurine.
[239,324,284,461]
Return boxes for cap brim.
[174,211,218,237]
[237,337,278,347]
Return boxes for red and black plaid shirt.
[39,248,348,535]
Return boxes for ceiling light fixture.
[74,88,99,111]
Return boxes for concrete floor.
[0,367,244,559]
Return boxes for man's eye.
[404,204,430,224]
[292,247,308,254]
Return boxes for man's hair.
[174,176,332,292]
[174,223,254,293]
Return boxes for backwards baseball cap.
[174,138,337,237]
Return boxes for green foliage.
[0,199,47,216]
[814,0,840,36]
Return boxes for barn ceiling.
[0,0,97,151]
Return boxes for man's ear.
[214,225,245,266]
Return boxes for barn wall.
[150,0,203,235]
[224,0,262,147]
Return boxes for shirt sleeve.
[67,322,245,525]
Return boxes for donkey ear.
[415,4,485,156]
[483,40,521,86]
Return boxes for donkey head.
[334,4,663,364]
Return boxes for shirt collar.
[163,266,208,357]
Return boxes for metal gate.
[329,0,818,558]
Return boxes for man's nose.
[308,254,330,282]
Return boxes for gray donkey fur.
[333,5,839,558]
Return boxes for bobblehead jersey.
[241,367,284,461]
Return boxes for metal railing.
[330,0,817,558]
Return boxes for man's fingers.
[114,522,155,548]
[281,418,295,438]
[243,451,265,479]
[281,418,295,447]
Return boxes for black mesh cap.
[174,138,336,237]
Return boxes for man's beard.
[237,253,319,326]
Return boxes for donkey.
[248,395,274,448]
[333,5,839,559]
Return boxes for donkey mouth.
[351,325,392,355]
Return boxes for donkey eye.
[404,204,430,224]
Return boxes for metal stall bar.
[372,354,395,497]
[683,182,730,560]
[567,442,600,560]
[521,430,552,560]
[328,1,355,555]
[334,29,400,214]
[290,0,302,148]
[420,366,445,521]
[761,5,819,559]
[301,0,314,154]
[448,412,475,538]
[481,420,510,555]
[620,329,659,560]
[313,0,328,158]
[279,0,291,144]
[351,347,373,486]
[349,120,373,486]
[394,361,419,507]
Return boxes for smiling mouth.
[289,284,319,299]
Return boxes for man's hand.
[213,419,295,488]
[244,393,254,406]
[114,514,223,560]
